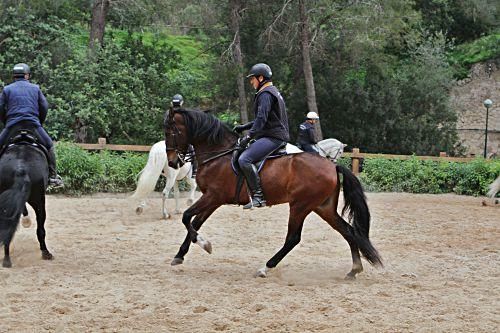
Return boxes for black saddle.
[231,141,287,204]
[0,129,48,160]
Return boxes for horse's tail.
[487,176,500,198]
[131,141,167,199]
[336,165,383,267]
[0,168,31,245]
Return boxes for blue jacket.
[297,121,317,145]
[0,79,48,128]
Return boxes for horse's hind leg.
[162,174,176,219]
[3,240,13,268]
[256,204,310,278]
[314,198,363,280]
[173,181,181,214]
[186,177,197,206]
[31,197,53,260]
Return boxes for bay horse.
[0,125,53,267]
[132,140,197,219]
[164,109,382,278]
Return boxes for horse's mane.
[179,108,238,145]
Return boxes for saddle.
[231,141,287,203]
[0,129,48,160]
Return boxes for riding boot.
[241,164,266,209]
[47,146,64,187]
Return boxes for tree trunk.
[230,0,249,123]
[89,0,110,52]
[299,0,322,140]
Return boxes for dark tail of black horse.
[0,168,31,246]
[336,165,383,267]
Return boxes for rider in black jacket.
[233,63,289,209]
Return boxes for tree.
[229,0,249,123]
[89,0,110,52]
[299,0,322,140]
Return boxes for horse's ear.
[201,109,212,113]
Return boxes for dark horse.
[0,124,54,267]
[165,109,382,278]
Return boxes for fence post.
[98,137,107,149]
[352,148,360,176]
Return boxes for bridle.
[165,114,192,166]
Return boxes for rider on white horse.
[296,112,320,154]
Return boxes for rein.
[198,147,239,165]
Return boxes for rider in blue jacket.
[233,63,289,209]
[297,112,320,154]
[0,63,63,187]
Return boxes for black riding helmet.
[13,63,30,78]
[171,94,184,107]
[246,63,272,80]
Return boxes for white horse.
[287,139,346,161]
[131,141,197,219]
[316,138,347,162]
[482,176,500,206]
[487,176,500,198]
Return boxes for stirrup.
[243,197,266,209]
[48,175,64,188]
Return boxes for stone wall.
[450,60,499,157]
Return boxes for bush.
[52,142,147,195]
[359,157,499,196]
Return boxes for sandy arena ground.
[0,191,498,332]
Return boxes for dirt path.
[0,192,498,332]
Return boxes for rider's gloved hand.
[239,134,251,147]
[232,124,247,133]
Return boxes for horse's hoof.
[186,199,194,206]
[2,259,12,268]
[135,207,143,215]
[21,216,32,228]
[174,210,182,215]
[196,235,212,254]
[171,258,184,266]
[162,213,170,220]
[345,270,359,280]
[255,268,268,278]
[42,251,54,260]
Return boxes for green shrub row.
[359,157,499,196]
[52,142,148,195]
[52,143,499,196]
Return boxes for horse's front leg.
[21,205,32,228]
[171,195,220,265]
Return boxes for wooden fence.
[74,138,480,175]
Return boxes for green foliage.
[52,142,148,195]
[53,142,106,194]
[448,33,500,78]
[359,157,500,196]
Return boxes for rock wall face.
[451,60,499,157]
